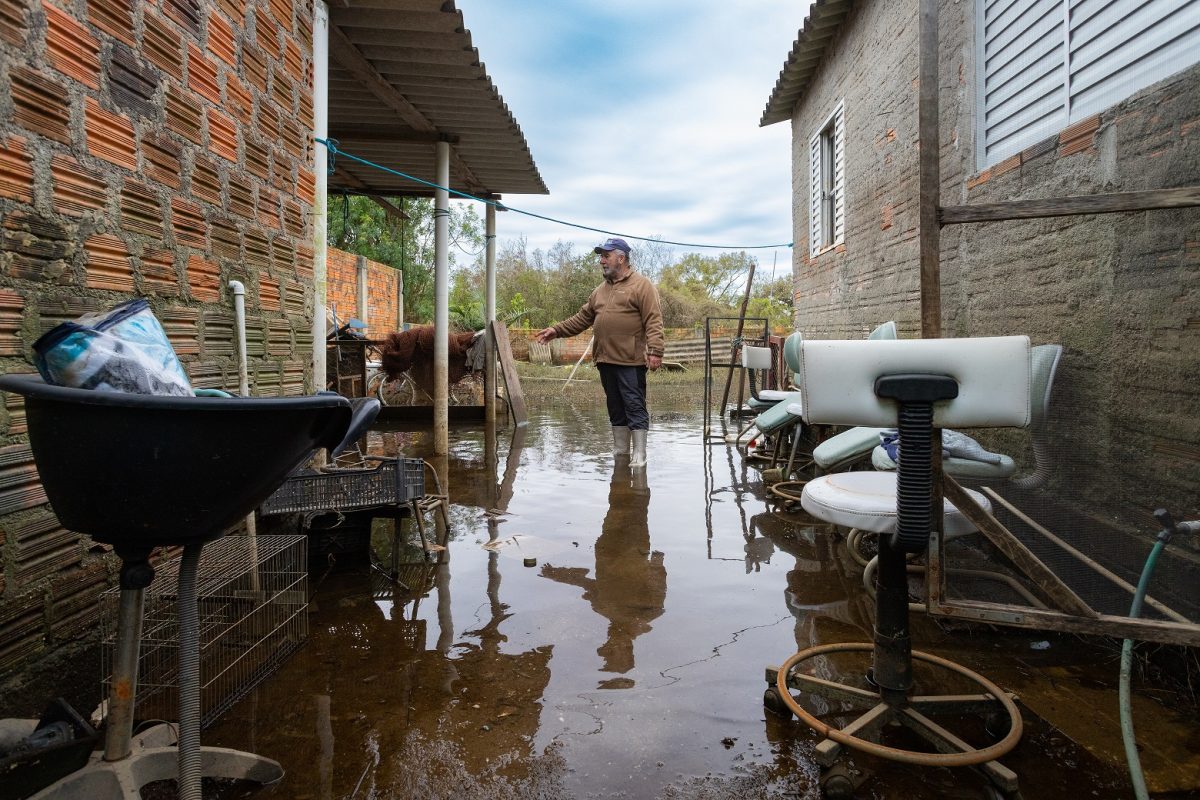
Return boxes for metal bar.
[783,672,880,705]
[982,487,1189,624]
[898,707,1019,791]
[909,693,1016,715]
[814,702,891,767]
[940,187,1200,225]
[943,477,1096,617]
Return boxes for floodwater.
[203,400,1190,799]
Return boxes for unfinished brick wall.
[326,246,402,335]
[0,0,315,677]
[786,0,1199,532]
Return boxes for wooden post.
[718,259,757,414]
[918,0,941,339]
[485,201,497,425]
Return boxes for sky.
[449,1,810,269]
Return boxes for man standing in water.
[535,238,664,467]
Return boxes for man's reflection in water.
[542,461,665,686]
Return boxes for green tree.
[327,194,483,324]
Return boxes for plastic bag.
[32,298,193,396]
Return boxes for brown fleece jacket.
[552,270,664,366]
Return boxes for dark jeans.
[597,363,649,430]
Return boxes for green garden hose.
[1120,510,1197,800]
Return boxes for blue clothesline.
[316,138,793,252]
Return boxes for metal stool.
[0,374,353,800]
[764,337,1031,799]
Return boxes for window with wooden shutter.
[978,0,1200,168]
[809,100,845,256]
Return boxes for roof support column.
[484,201,497,425]
[434,140,450,456]
[311,0,329,392]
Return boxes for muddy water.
[205,402,1138,799]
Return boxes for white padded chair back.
[797,336,1031,429]
[741,345,773,370]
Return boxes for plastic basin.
[0,374,352,549]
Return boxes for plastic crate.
[261,457,424,515]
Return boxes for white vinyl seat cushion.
[801,471,990,536]
[757,389,793,402]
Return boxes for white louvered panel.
[809,132,821,256]
[1068,0,1200,120]
[981,0,1067,163]
[832,104,846,244]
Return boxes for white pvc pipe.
[228,280,250,397]
[356,255,368,328]
[433,140,449,455]
[311,0,329,393]
[484,202,496,424]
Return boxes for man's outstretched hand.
[535,327,557,344]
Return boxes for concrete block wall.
[787,0,1199,529]
[0,0,315,676]
[326,246,402,335]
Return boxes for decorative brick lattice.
[85,98,137,171]
[0,289,23,356]
[4,213,75,284]
[171,197,207,249]
[51,154,107,217]
[186,254,221,302]
[44,1,100,90]
[88,0,134,46]
[84,232,135,292]
[0,136,34,203]
[139,247,179,296]
[10,67,70,144]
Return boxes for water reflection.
[541,461,664,686]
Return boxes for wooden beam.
[939,186,1200,225]
[329,166,412,224]
[942,477,1097,617]
[327,26,487,194]
[930,599,1200,647]
[917,0,940,339]
[491,320,527,427]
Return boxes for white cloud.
[453,1,809,259]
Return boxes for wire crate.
[260,456,425,515]
[99,535,308,729]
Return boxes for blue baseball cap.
[593,237,631,255]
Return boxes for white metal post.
[484,201,497,424]
[434,140,450,455]
[311,0,329,393]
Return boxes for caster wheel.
[821,772,855,799]
[984,711,1010,739]
[763,686,793,718]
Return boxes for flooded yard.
[199,394,1192,799]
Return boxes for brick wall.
[326,246,402,335]
[787,0,1198,529]
[0,0,315,677]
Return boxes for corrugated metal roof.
[328,0,547,198]
[759,0,856,127]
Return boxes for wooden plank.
[943,477,1097,617]
[939,186,1200,225]
[491,320,528,427]
[982,488,1189,624]
[930,598,1200,647]
[918,0,941,339]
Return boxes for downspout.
[356,254,368,329]
[311,0,329,393]
[228,280,250,397]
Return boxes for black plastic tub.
[0,374,352,549]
